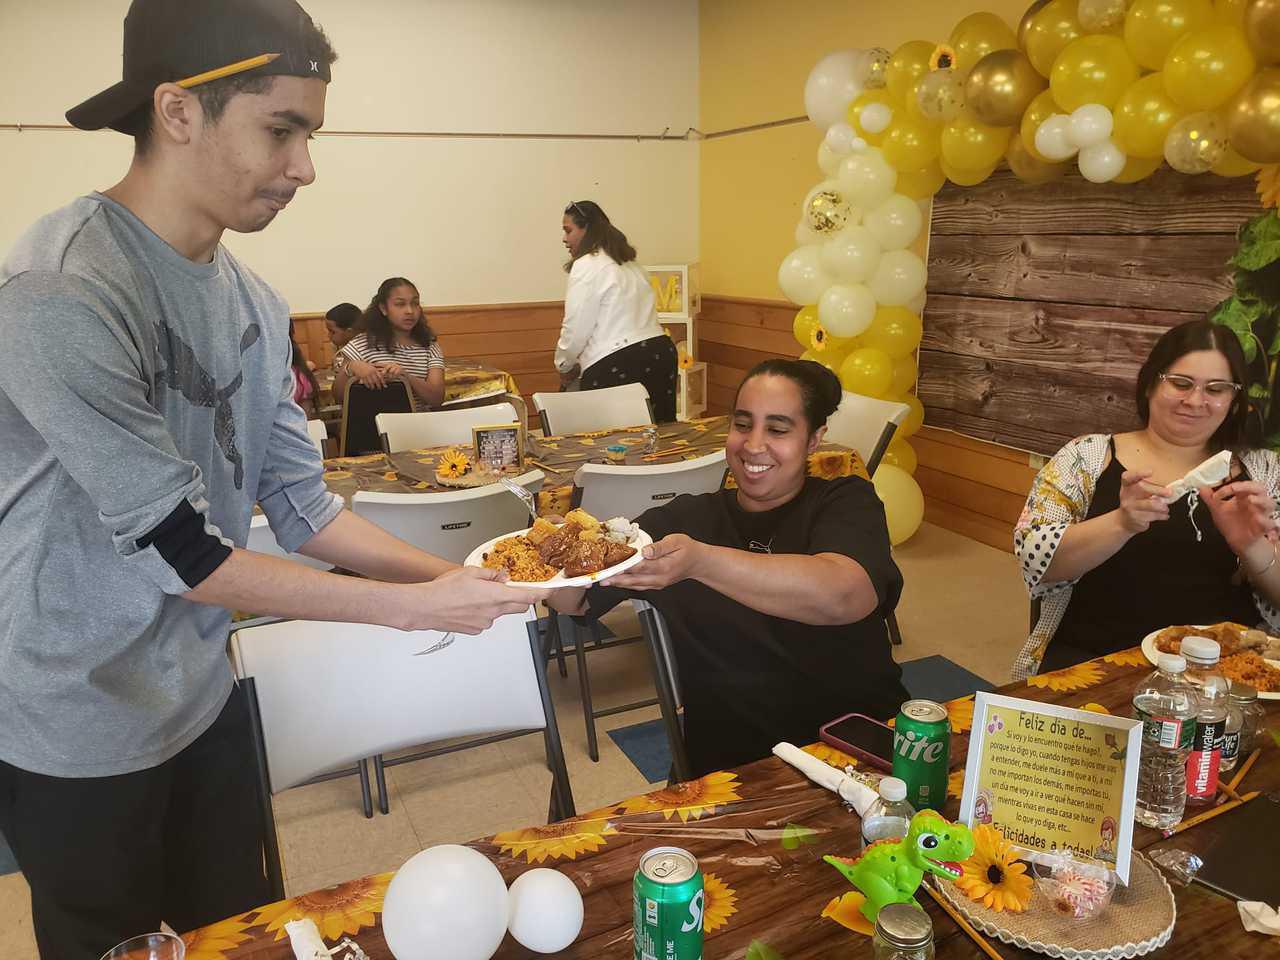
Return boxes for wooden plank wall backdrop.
[919,166,1259,549]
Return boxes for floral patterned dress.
[1012,434,1280,680]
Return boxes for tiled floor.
[0,521,1027,955]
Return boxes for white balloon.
[859,102,893,135]
[864,194,923,251]
[805,51,865,129]
[820,225,882,283]
[795,219,824,246]
[382,845,509,960]
[837,147,897,210]
[819,283,876,337]
[1067,104,1113,149]
[906,288,928,315]
[507,869,585,954]
[850,136,869,152]
[870,250,927,306]
[1034,115,1078,162]
[825,121,858,155]
[817,142,841,177]
[778,246,833,305]
[1078,139,1126,183]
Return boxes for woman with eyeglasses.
[1012,319,1280,678]
[557,201,678,421]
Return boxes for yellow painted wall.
[699,0,1034,299]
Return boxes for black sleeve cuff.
[136,500,233,589]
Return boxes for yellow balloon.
[895,160,949,198]
[1019,0,1054,50]
[1112,73,1185,158]
[1163,25,1257,110]
[1245,0,1280,63]
[892,392,927,436]
[1112,153,1165,181]
[1226,66,1280,162]
[1211,140,1265,173]
[890,355,919,395]
[966,49,1048,126]
[950,12,1018,74]
[847,89,901,146]
[861,306,924,360]
[941,156,1000,185]
[1050,34,1141,110]
[1024,0,1084,75]
[1020,87,1063,161]
[888,40,937,101]
[880,438,918,474]
[793,305,820,351]
[1124,0,1214,70]
[799,346,850,374]
[882,117,943,171]
[839,347,895,397]
[1215,0,1249,28]
[1007,132,1071,181]
[942,110,1014,170]
[871,463,926,544]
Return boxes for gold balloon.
[848,89,902,146]
[966,49,1048,126]
[1024,0,1084,75]
[942,110,1014,170]
[1112,72,1185,158]
[1020,87,1063,161]
[1019,0,1054,49]
[941,156,999,186]
[895,160,949,198]
[915,69,967,122]
[1163,25,1258,111]
[805,188,853,235]
[1050,34,1141,110]
[950,12,1019,74]
[1078,0,1128,32]
[865,47,892,89]
[1216,0,1249,28]
[1163,111,1229,172]
[1007,132,1071,181]
[1212,141,1265,173]
[1245,0,1280,63]
[888,40,937,101]
[1113,154,1165,181]
[1226,66,1280,161]
[1125,0,1215,70]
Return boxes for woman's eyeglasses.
[1157,372,1241,404]
[566,201,589,220]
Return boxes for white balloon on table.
[869,250,927,307]
[820,225,882,283]
[819,283,877,338]
[863,194,923,251]
[506,868,585,954]
[382,845,510,960]
[804,50,866,129]
[778,246,833,305]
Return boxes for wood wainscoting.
[292,301,566,408]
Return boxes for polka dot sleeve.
[1242,447,1280,634]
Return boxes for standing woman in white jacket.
[557,201,679,422]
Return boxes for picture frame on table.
[472,422,523,471]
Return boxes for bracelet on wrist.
[1241,541,1278,577]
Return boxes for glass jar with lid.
[1225,682,1263,765]
[873,902,934,960]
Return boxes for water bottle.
[1133,653,1198,830]
[861,776,915,849]
[1181,636,1229,807]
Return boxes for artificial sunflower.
[1081,702,1111,714]
[491,816,617,863]
[256,873,391,941]
[1102,647,1147,668]
[945,695,975,733]
[947,767,966,801]
[436,448,471,479]
[954,825,1033,913]
[808,449,853,480]
[182,915,253,960]
[1026,660,1105,692]
[810,324,831,352]
[821,890,875,936]
[803,741,858,770]
[929,44,957,71]
[679,351,695,369]
[1259,165,1279,209]
[702,872,740,932]
[616,770,742,822]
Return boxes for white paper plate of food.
[465,508,652,588]
[1141,622,1280,699]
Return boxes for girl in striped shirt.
[334,276,445,408]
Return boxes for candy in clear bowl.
[1030,850,1116,921]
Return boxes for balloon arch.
[786,0,1280,544]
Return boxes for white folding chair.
[246,513,333,571]
[376,402,520,453]
[532,382,653,435]
[565,449,727,761]
[350,471,544,564]
[823,390,911,646]
[305,418,328,456]
[231,609,575,899]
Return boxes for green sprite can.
[633,846,704,960]
[892,699,950,811]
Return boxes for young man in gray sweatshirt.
[0,1,546,954]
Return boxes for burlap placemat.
[935,852,1175,959]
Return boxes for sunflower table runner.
[313,361,517,410]
[315,415,867,519]
[186,647,1277,959]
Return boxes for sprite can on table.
[892,699,950,811]
[633,846,704,960]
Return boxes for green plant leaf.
[1232,210,1280,271]
[1236,267,1280,307]
[1210,297,1265,360]
[1249,382,1271,400]
[1269,726,1280,749]
[746,941,786,960]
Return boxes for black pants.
[0,689,270,960]
[581,335,679,423]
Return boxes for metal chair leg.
[887,612,903,646]
[357,758,374,819]
[373,755,390,815]
[548,613,568,678]
[568,616,599,762]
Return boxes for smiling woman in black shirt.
[549,359,907,777]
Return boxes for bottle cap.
[878,776,907,802]
[1179,636,1220,664]
[875,902,933,948]
[1228,681,1258,703]
[1157,653,1186,674]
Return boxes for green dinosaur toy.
[824,809,975,924]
